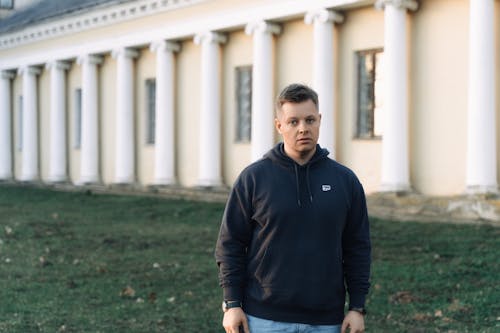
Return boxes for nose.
[298,120,308,133]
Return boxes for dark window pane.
[356,49,384,139]
[146,79,156,144]
[74,88,82,149]
[0,0,13,9]
[235,66,252,142]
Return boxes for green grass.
[0,185,498,333]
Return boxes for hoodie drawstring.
[306,165,313,203]
[294,163,313,207]
[294,164,301,207]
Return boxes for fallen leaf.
[39,256,52,267]
[413,313,433,322]
[167,296,175,303]
[389,291,417,304]
[435,309,443,317]
[120,286,136,297]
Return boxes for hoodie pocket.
[251,245,345,310]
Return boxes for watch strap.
[348,306,367,315]
[222,300,242,312]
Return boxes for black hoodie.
[215,143,371,325]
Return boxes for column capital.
[1,70,15,79]
[17,66,42,76]
[305,9,344,25]
[245,20,282,36]
[194,31,227,45]
[45,60,71,71]
[112,47,139,59]
[375,0,418,11]
[77,54,104,66]
[150,40,181,53]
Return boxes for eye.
[290,119,298,126]
[306,118,315,124]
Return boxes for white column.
[305,10,343,158]
[46,61,70,182]
[77,55,103,184]
[376,0,417,192]
[18,66,41,182]
[0,71,15,180]
[112,48,138,184]
[150,41,180,185]
[245,21,281,162]
[194,32,226,187]
[466,0,497,194]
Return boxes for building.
[0,0,498,197]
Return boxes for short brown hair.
[275,83,319,112]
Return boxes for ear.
[274,118,282,134]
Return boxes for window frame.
[234,65,252,143]
[145,78,156,145]
[73,88,82,149]
[355,48,384,140]
[16,95,22,151]
[0,0,14,10]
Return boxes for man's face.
[275,99,321,161]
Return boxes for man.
[215,83,371,333]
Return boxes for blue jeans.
[247,314,341,333]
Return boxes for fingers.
[224,325,240,333]
[341,320,349,333]
[242,316,250,333]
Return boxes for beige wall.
[495,0,500,190]
[12,76,22,178]
[67,62,82,183]
[411,0,469,195]
[136,47,156,186]
[338,6,384,194]
[276,18,314,133]
[176,40,201,187]
[100,54,116,185]
[222,29,253,185]
[38,68,50,182]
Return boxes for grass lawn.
[0,185,498,333]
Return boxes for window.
[0,0,13,9]
[356,49,384,138]
[73,88,82,149]
[16,96,22,151]
[145,79,156,144]
[235,66,252,142]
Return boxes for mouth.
[297,138,312,144]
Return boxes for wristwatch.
[222,300,242,312]
[348,306,367,315]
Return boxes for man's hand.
[341,310,365,333]
[222,307,250,333]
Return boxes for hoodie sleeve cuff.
[349,293,367,309]
[223,286,243,301]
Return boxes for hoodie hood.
[263,142,330,167]
[263,143,330,206]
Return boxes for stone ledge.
[2,181,499,226]
[367,192,500,226]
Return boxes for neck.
[284,146,316,165]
